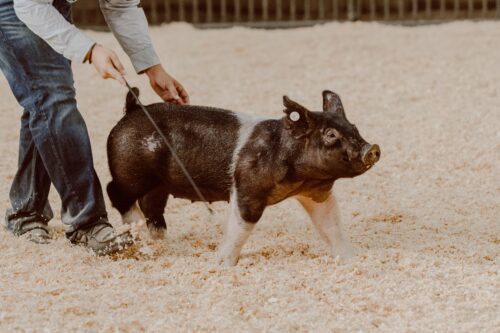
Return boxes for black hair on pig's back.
[109,90,243,205]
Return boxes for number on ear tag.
[290,111,300,122]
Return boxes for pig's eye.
[323,128,338,145]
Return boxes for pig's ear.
[322,90,346,118]
[283,95,314,138]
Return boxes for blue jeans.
[0,0,108,236]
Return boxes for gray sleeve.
[13,0,95,63]
[99,0,161,73]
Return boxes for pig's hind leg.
[107,180,140,218]
[106,179,150,226]
[138,187,169,239]
[296,192,354,259]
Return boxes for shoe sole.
[93,232,134,256]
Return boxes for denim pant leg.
[0,0,108,235]
[4,108,55,235]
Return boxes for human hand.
[89,44,126,85]
[145,64,190,105]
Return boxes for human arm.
[99,0,189,104]
[14,0,189,103]
[13,0,126,83]
[13,0,94,64]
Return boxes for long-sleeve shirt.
[13,0,161,73]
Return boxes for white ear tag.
[290,111,300,122]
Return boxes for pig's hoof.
[147,225,166,240]
[217,252,239,267]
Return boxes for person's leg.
[0,0,110,237]
[0,0,132,253]
[4,108,54,242]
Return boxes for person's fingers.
[166,81,181,101]
[165,94,182,105]
[149,75,184,104]
[109,52,126,75]
[157,88,178,104]
[159,92,173,103]
[166,98,180,105]
[107,65,125,85]
[174,80,190,104]
[158,80,182,105]
[152,81,171,102]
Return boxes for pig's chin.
[342,162,373,178]
[356,162,376,175]
[324,159,373,179]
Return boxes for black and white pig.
[106,89,380,265]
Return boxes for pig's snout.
[361,144,381,166]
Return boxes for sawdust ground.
[0,21,499,332]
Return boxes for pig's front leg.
[217,193,256,266]
[296,192,354,259]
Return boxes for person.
[0,0,189,254]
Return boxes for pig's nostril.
[362,144,380,165]
[372,145,381,161]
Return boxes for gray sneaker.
[68,222,133,256]
[17,222,51,244]
[24,226,51,244]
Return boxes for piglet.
[107,89,380,265]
